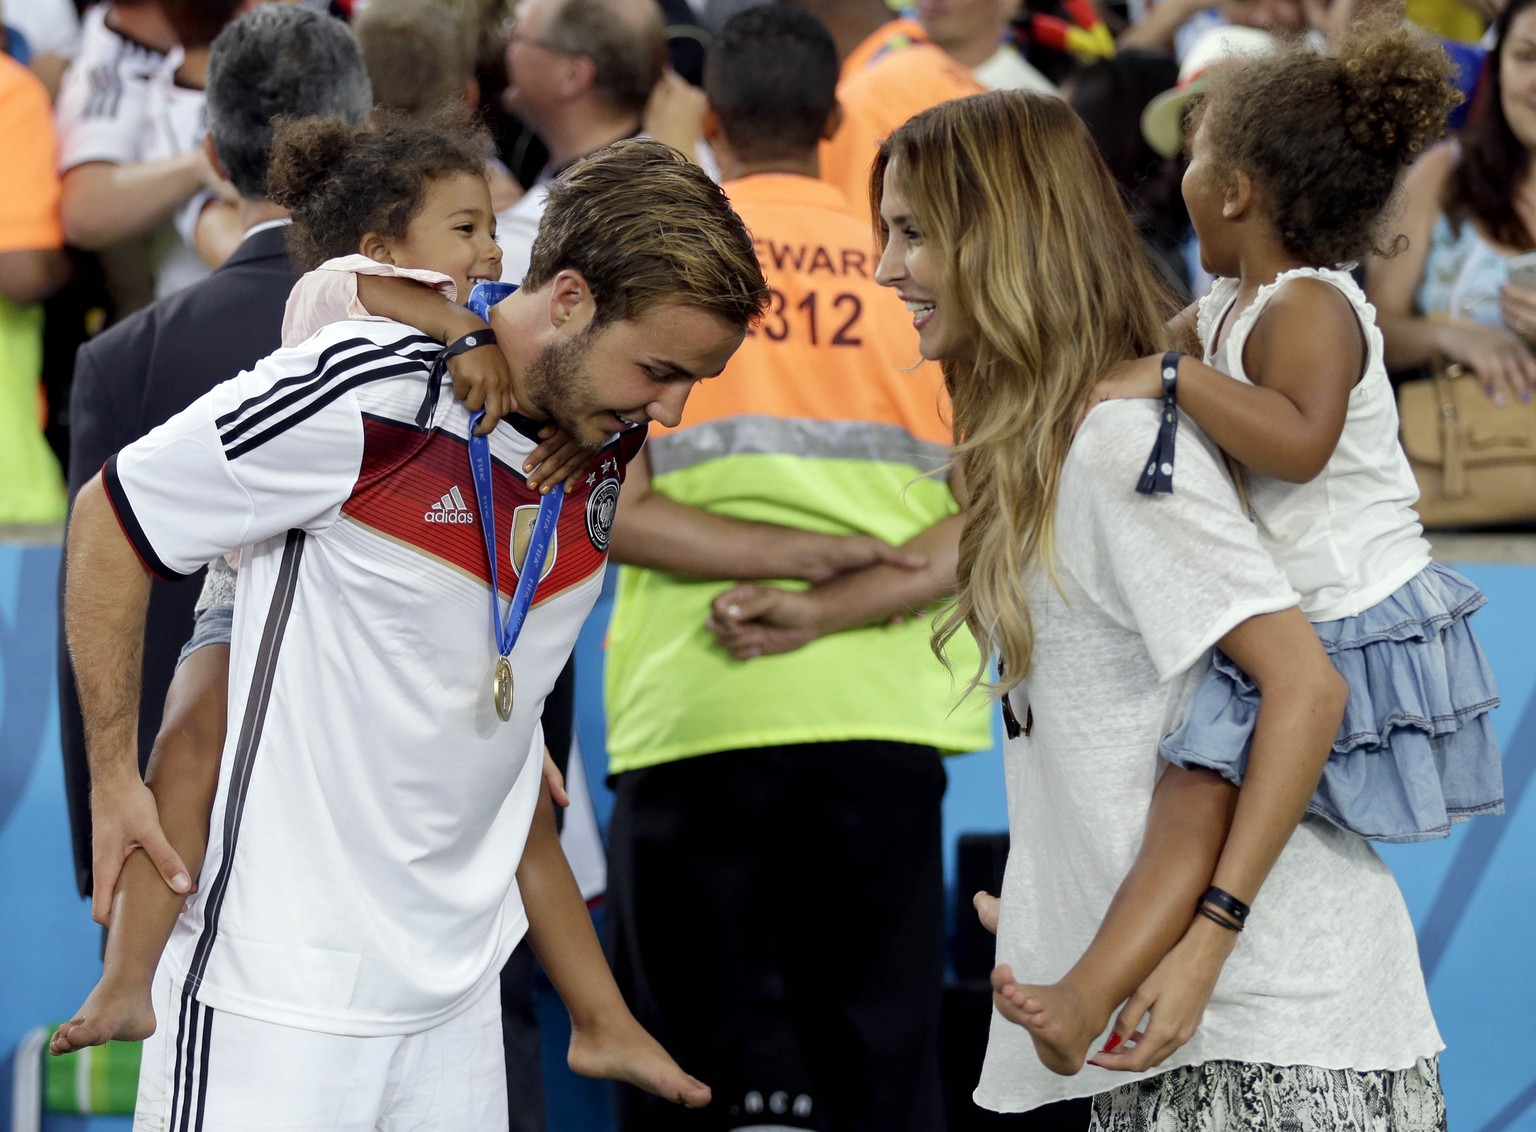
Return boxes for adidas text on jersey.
[426,485,475,524]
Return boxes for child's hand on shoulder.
[525,429,591,494]
[442,310,517,435]
[1094,355,1166,401]
[1079,354,1166,428]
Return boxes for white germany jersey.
[104,320,643,1035]
[55,4,166,172]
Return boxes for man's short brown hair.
[526,138,769,332]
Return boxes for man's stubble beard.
[523,329,607,451]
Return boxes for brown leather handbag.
[1398,362,1536,527]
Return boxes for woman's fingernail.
[524,463,534,472]
[1100,1032,1123,1053]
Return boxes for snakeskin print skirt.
[1090,1056,1445,1131]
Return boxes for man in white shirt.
[65,135,767,1126]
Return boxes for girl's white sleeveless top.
[1198,267,1431,621]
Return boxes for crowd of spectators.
[2,0,1515,524]
[7,0,1523,1126]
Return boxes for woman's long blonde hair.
[871,91,1173,696]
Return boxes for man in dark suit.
[58,4,373,907]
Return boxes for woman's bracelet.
[1200,885,1251,927]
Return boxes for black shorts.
[606,740,947,1132]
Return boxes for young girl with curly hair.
[948,21,1498,1114]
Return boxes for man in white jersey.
[63,138,768,1126]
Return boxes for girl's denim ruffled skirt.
[1161,560,1504,843]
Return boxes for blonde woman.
[869,91,1445,1126]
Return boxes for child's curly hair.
[266,108,492,272]
[1193,21,1461,265]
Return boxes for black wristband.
[443,328,496,358]
[1196,905,1243,933]
[1200,885,1250,926]
[418,329,499,429]
[1134,351,1181,495]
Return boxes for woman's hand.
[1087,915,1237,1073]
[1500,280,1536,352]
[525,428,590,492]
[1437,319,1536,406]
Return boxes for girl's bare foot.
[567,1016,712,1108]
[49,979,157,1056]
[989,965,1105,1077]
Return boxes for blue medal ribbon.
[467,408,563,664]
[468,280,516,321]
[461,280,561,664]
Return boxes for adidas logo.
[425,486,475,524]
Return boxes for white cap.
[1140,26,1279,159]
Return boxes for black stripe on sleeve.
[101,455,191,581]
[214,333,439,444]
[223,359,430,461]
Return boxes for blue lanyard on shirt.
[466,412,563,662]
[463,280,562,696]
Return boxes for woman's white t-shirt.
[974,400,1442,1113]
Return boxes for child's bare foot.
[49,979,157,1056]
[989,965,1105,1077]
[568,1016,712,1108]
[973,891,1000,935]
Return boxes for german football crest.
[586,478,620,552]
[510,504,558,581]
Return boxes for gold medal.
[493,655,514,722]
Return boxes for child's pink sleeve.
[280,255,459,347]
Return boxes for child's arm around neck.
[1097,275,1362,484]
